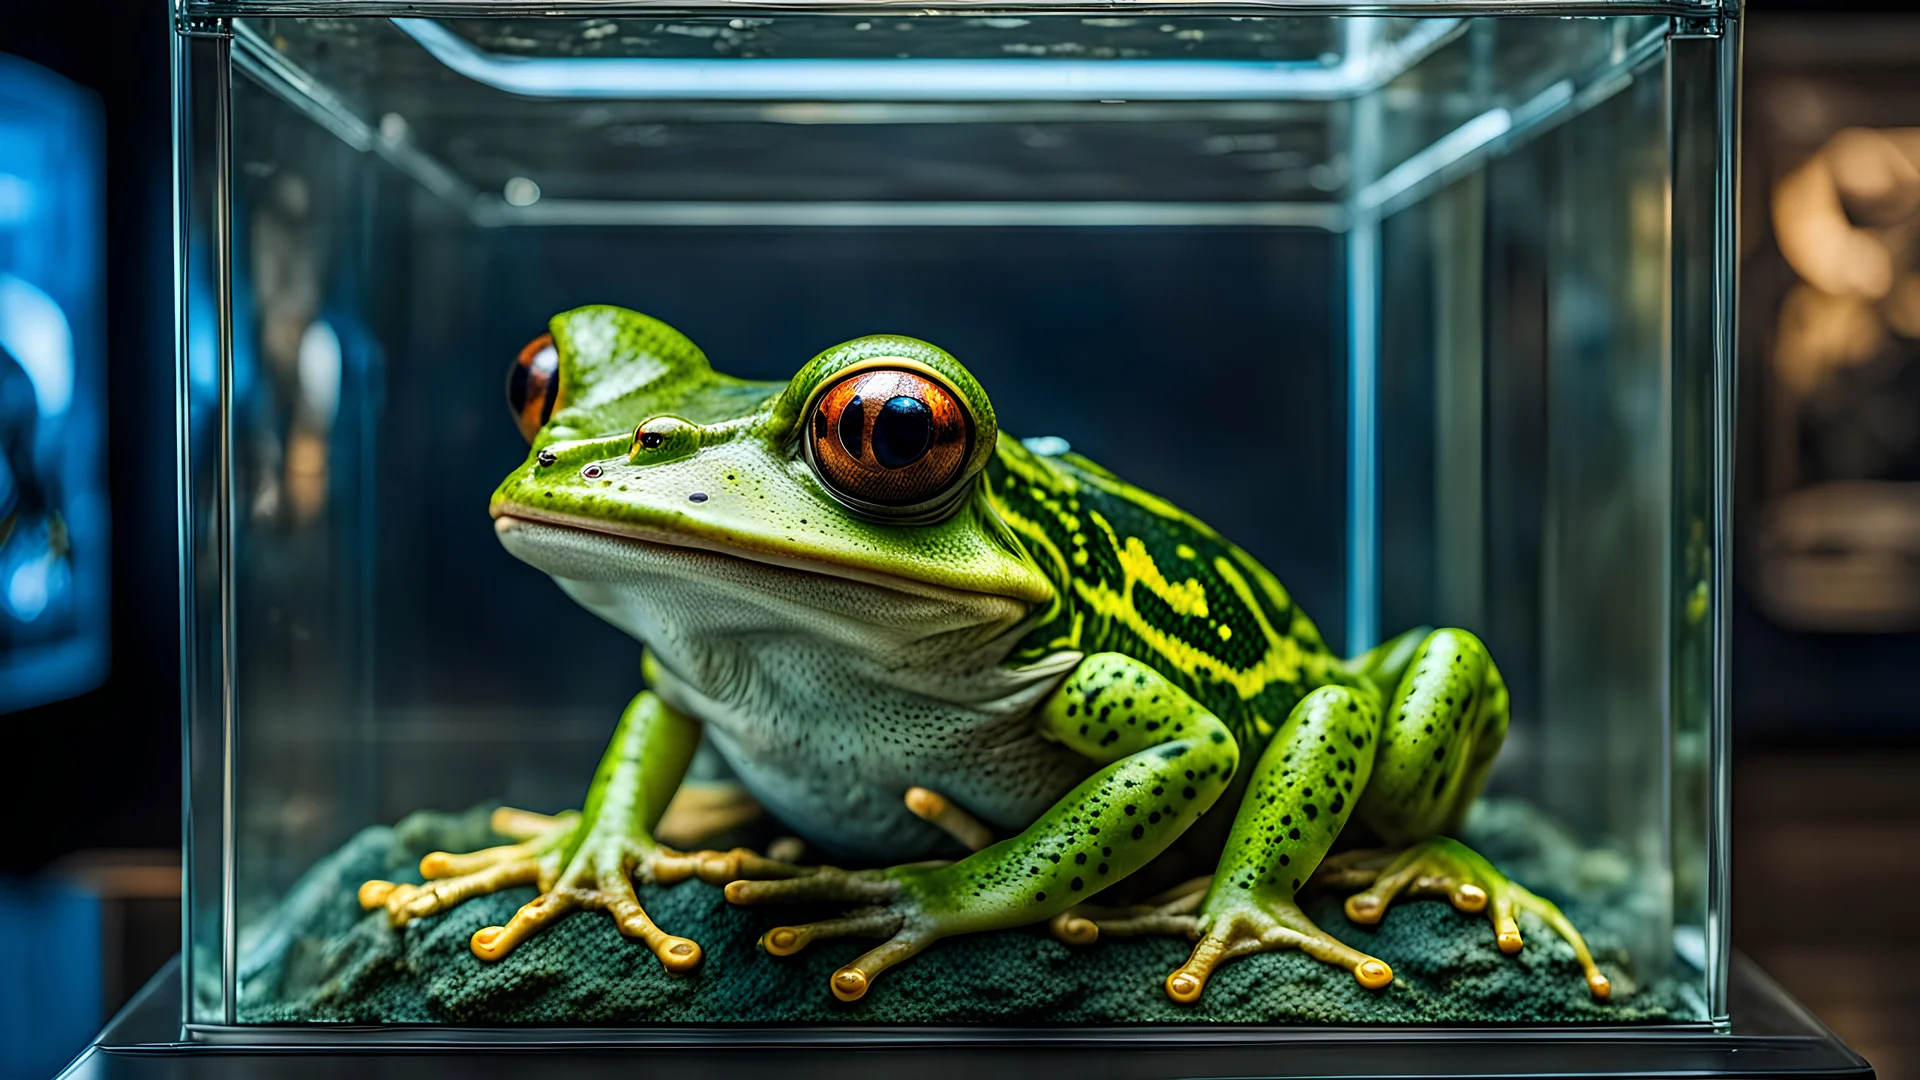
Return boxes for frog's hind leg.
[1167,685,1396,1003]
[1347,627,1609,1000]
[1049,875,1210,945]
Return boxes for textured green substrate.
[235,800,1704,1025]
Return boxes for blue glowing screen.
[0,55,107,712]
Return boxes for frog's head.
[490,305,1052,605]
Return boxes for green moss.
[237,801,1703,1025]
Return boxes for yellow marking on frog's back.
[989,436,1332,715]
[1113,530,1211,619]
[1073,512,1307,701]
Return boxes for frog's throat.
[493,509,1031,610]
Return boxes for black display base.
[57,953,1871,1080]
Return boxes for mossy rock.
[235,801,1703,1026]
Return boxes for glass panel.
[1375,56,1706,1014]
[178,6,1728,1030]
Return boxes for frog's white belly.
[496,517,1089,861]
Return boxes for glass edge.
[1362,20,1670,218]
[1659,8,1736,1028]
[171,11,240,1033]
[1707,6,1739,1029]
[383,15,1458,103]
[179,1019,1728,1046]
[185,0,1732,17]
[213,24,238,1031]
[169,2,193,1043]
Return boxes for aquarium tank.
[173,0,1737,1036]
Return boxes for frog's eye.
[508,333,560,443]
[803,366,973,516]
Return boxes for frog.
[358,304,1611,1007]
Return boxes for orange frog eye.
[805,367,972,512]
[508,333,560,443]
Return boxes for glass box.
[172,0,1737,1038]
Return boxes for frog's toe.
[487,806,576,841]
[470,888,580,961]
[1167,899,1392,1004]
[650,846,813,888]
[1048,874,1210,946]
[723,864,907,906]
[1339,836,1610,1000]
[759,906,901,956]
[359,805,576,928]
[903,786,995,852]
[466,838,712,972]
[362,858,546,928]
[1340,836,1490,926]
[829,933,941,1002]
[732,863,957,1001]
[761,912,938,1002]
[590,862,705,972]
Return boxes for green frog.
[359,305,1609,1007]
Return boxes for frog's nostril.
[582,464,603,480]
[689,492,709,504]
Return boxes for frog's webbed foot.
[1167,894,1394,1003]
[720,787,991,1001]
[460,821,777,972]
[1049,875,1210,946]
[724,860,953,1002]
[358,805,809,973]
[358,806,575,930]
[1338,836,1611,1000]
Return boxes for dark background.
[1,2,1915,1078]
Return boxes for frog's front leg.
[359,690,804,973]
[1338,628,1612,999]
[723,652,1240,1002]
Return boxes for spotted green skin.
[491,305,1512,988]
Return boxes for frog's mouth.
[492,508,1007,606]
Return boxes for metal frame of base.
[56,952,1870,1079]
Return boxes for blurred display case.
[0,52,109,713]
